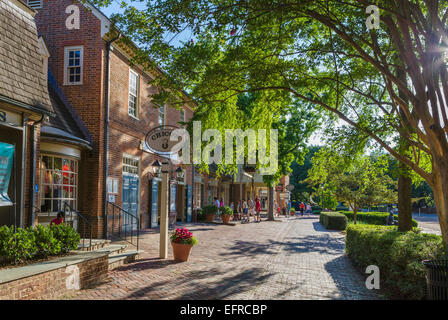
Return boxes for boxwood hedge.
[346,224,446,299]
[319,212,348,230]
[341,211,418,227]
[0,224,80,265]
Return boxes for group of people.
[229,198,262,223]
[297,202,312,217]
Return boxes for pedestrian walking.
[306,203,311,217]
[255,197,262,222]
[242,199,249,223]
[300,202,305,216]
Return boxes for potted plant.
[170,227,198,262]
[202,205,218,222]
[290,209,295,216]
[221,206,233,224]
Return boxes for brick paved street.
[64,216,381,300]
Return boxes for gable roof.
[0,0,52,114]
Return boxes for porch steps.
[77,239,111,251]
[108,250,143,271]
[76,239,143,271]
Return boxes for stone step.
[94,243,128,255]
[77,239,111,251]
[108,250,143,271]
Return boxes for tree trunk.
[432,166,448,247]
[268,186,275,221]
[353,207,358,225]
[398,163,413,232]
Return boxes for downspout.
[103,34,121,239]
[29,114,45,227]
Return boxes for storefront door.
[122,174,139,230]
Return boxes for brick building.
[30,0,196,237]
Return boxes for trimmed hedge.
[341,211,418,227]
[346,224,446,299]
[202,205,218,215]
[0,224,80,265]
[319,212,348,230]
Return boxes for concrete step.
[94,244,128,255]
[77,239,111,251]
[108,250,143,271]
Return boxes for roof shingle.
[0,0,52,113]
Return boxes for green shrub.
[312,206,322,214]
[202,205,218,215]
[0,226,37,263]
[32,225,62,257]
[195,209,205,221]
[341,211,418,227]
[221,206,233,215]
[319,212,347,230]
[0,224,80,265]
[51,224,80,253]
[346,224,447,299]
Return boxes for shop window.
[39,155,78,214]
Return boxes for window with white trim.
[180,108,186,123]
[39,155,78,214]
[27,0,42,9]
[123,155,139,175]
[64,46,83,85]
[158,105,166,126]
[128,69,139,118]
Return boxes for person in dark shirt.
[50,211,64,226]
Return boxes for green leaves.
[0,224,80,265]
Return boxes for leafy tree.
[308,148,398,224]
[290,146,322,201]
[94,0,448,245]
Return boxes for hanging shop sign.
[0,142,14,206]
[144,125,182,156]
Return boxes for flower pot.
[291,212,295,216]
[205,213,215,222]
[222,214,231,224]
[171,242,193,262]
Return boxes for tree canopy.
[93,0,448,244]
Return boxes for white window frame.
[27,0,43,9]
[180,108,186,123]
[64,46,84,85]
[128,69,139,119]
[158,105,166,126]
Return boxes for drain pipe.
[29,114,45,227]
[103,33,121,239]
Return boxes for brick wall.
[107,48,194,228]
[34,0,196,234]
[35,0,105,237]
[0,254,108,300]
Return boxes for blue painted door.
[150,179,159,228]
[122,174,139,231]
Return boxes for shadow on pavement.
[324,255,382,300]
[124,267,272,299]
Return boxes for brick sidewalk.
[62,216,381,300]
